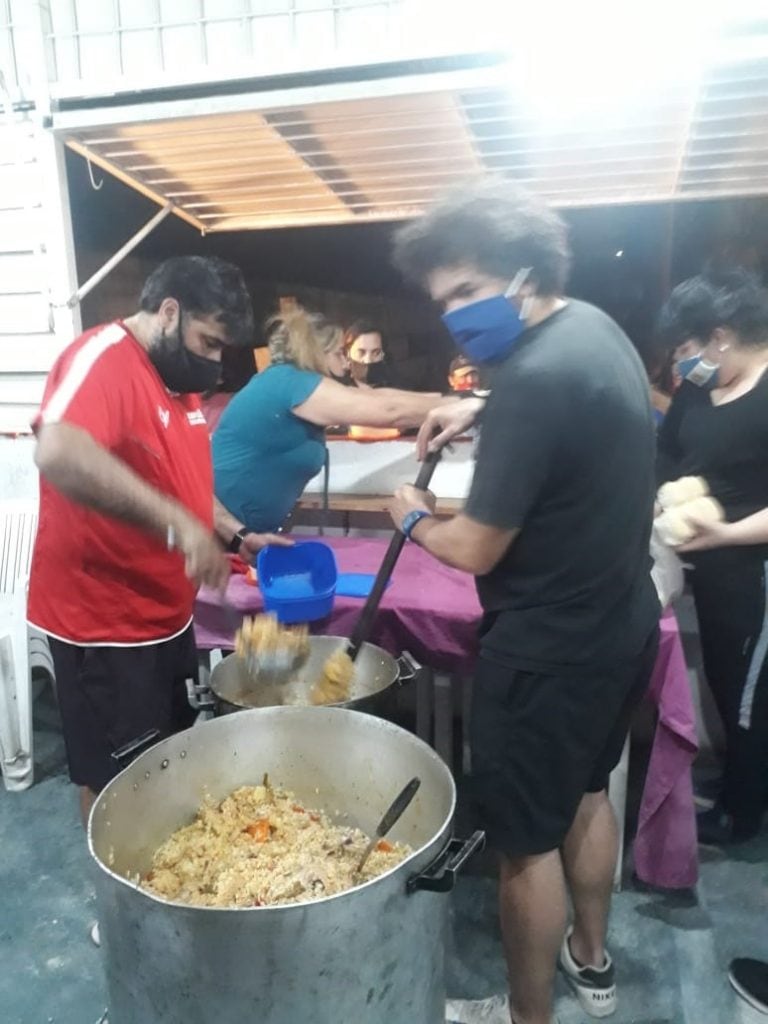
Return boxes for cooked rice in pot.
[141,780,411,907]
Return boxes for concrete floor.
[2,685,766,1024]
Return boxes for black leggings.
[691,547,768,829]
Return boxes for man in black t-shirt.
[389,180,659,1024]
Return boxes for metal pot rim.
[209,636,402,711]
[89,707,456,913]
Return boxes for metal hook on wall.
[86,158,104,190]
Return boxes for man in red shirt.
[28,256,287,830]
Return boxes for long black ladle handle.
[345,448,442,661]
[356,776,421,875]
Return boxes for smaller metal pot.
[190,636,419,716]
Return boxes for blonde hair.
[266,309,342,374]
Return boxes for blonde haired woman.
[213,310,442,533]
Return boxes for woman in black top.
[658,269,768,843]
[341,320,397,389]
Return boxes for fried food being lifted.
[235,613,310,670]
[311,647,355,705]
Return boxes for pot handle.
[406,830,485,895]
[186,676,216,712]
[396,650,421,685]
[111,729,161,770]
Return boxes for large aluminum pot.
[193,636,419,715]
[89,707,484,1024]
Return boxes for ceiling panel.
[65,35,768,232]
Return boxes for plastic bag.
[650,524,685,608]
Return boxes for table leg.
[434,672,454,771]
[459,674,473,775]
[416,666,433,745]
[193,649,220,726]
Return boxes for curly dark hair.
[139,256,254,347]
[657,266,768,350]
[392,178,571,295]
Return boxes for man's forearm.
[35,423,194,540]
[411,515,488,574]
[391,497,516,574]
[411,516,458,565]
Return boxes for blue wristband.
[401,509,433,541]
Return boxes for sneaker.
[558,926,616,1018]
[445,995,559,1024]
[90,921,100,947]
[694,775,723,803]
[729,959,768,1015]
[446,995,511,1023]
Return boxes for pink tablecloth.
[633,608,699,889]
[194,537,698,889]
[195,536,482,674]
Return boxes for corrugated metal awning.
[59,38,768,232]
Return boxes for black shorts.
[470,627,659,858]
[49,624,199,792]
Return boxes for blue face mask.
[677,354,719,388]
[442,268,533,364]
[676,354,700,379]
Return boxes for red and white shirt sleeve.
[34,322,133,448]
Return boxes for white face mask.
[684,357,719,388]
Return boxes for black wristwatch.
[448,388,488,426]
[227,527,248,554]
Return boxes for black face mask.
[350,359,389,387]
[148,306,221,394]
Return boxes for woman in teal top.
[213,310,443,532]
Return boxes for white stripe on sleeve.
[41,322,128,425]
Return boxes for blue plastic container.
[335,573,391,599]
[257,541,338,623]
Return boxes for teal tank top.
[213,364,325,531]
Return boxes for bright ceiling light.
[479,0,730,124]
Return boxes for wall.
[78,251,150,329]
[0,119,80,436]
[1,1,494,101]
[0,436,38,501]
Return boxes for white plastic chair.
[0,501,52,791]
